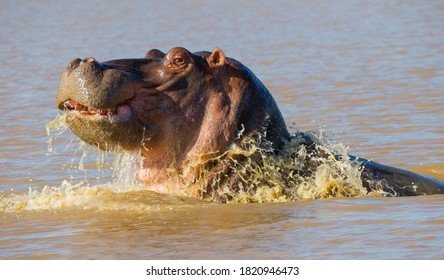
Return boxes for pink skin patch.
[115,104,132,118]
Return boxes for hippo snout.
[57,57,142,111]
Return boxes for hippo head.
[57,47,289,196]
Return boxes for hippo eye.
[173,57,185,65]
[164,48,191,69]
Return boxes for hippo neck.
[233,65,290,151]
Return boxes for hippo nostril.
[79,57,102,70]
[68,58,82,69]
[83,57,97,63]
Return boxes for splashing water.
[1,114,149,213]
[198,130,367,203]
[1,114,370,213]
[45,113,143,188]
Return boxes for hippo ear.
[145,49,166,59]
[208,48,226,68]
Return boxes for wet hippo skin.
[56,47,444,201]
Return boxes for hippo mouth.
[61,99,115,116]
[59,99,133,121]
[58,98,143,151]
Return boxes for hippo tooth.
[62,100,75,110]
[80,110,96,115]
[98,109,110,116]
[62,99,88,112]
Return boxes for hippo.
[56,47,444,202]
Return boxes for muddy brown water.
[1,0,444,259]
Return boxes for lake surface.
[1,0,444,259]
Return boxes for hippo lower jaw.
[60,98,144,152]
